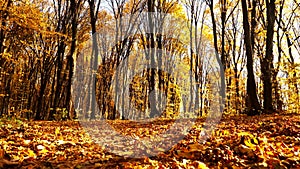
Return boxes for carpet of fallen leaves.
[0,113,299,169]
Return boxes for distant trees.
[45,0,84,120]
[0,0,85,120]
[275,0,300,113]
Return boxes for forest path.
[0,114,299,168]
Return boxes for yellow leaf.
[223,130,229,135]
[238,131,253,137]
[39,148,48,154]
[133,166,143,169]
[197,161,209,169]
[244,139,252,147]
[27,149,36,158]
[55,128,60,135]
[253,137,258,144]
[266,151,274,156]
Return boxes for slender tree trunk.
[51,41,65,120]
[262,0,276,113]
[284,25,299,112]
[88,0,101,119]
[241,0,261,115]
[206,0,226,113]
[221,0,227,111]
[65,0,80,120]
[147,0,158,118]
[250,0,257,51]
[0,0,11,56]
[36,75,47,120]
[274,0,284,111]
[189,4,194,114]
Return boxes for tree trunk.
[205,0,226,113]
[241,0,261,115]
[65,0,80,120]
[88,0,101,119]
[147,0,158,118]
[262,0,276,113]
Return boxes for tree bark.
[241,0,261,115]
[205,0,226,113]
[88,0,99,119]
[147,0,158,118]
[262,0,276,113]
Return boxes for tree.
[88,0,101,119]
[65,0,84,119]
[261,0,276,113]
[241,0,261,115]
[228,4,246,114]
[204,0,232,113]
[275,0,300,113]
[183,0,206,116]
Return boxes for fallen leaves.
[0,114,299,168]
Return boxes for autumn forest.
[0,0,299,168]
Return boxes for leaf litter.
[0,114,299,168]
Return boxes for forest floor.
[0,113,299,169]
